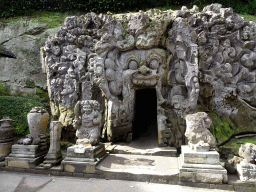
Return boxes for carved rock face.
[42,4,256,148]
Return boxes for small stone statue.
[239,143,256,164]
[185,112,216,151]
[73,100,102,146]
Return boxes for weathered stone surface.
[6,107,50,168]
[238,143,256,164]
[224,155,243,174]
[73,100,102,146]
[237,159,256,181]
[62,144,107,173]
[0,117,15,161]
[0,19,59,94]
[41,4,256,148]
[179,145,228,184]
[43,121,63,166]
[185,112,216,150]
[17,107,49,146]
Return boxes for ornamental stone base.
[5,144,48,169]
[178,145,228,184]
[62,144,107,173]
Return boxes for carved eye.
[149,59,159,69]
[129,60,138,70]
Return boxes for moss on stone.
[220,136,256,156]
[207,113,235,145]
[0,83,10,95]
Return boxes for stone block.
[51,170,60,176]
[179,145,228,184]
[5,154,46,169]
[181,146,220,165]
[62,160,98,173]
[59,172,73,177]
[10,145,39,156]
[66,144,105,159]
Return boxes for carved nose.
[138,65,151,75]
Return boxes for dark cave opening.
[133,89,158,142]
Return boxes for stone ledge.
[0,165,255,190]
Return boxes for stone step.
[96,154,179,184]
[108,144,177,157]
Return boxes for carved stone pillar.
[43,121,63,166]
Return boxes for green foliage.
[0,83,10,95]
[0,94,45,137]
[220,136,256,156]
[60,141,74,150]
[0,0,179,19]
[25,79,35,88]
[36,88,49,102]
[209,113,235,145]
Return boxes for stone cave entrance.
[132,89,158,148]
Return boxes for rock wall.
[0,19,59,95]
[42,4,256,148]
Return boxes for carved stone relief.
[42,4,256,148]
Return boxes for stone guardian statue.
[73,100,102,146]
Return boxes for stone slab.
[181,145,220,165]
[8,150,47,158]
[5,154,46,169]
[10,144,39,155]
[114,145,177,157]
[67,144,105,159]
[62,160,98,173]
[97,154,179,177]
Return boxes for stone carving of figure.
[185,112,216,150]
[60,67,78,108]
[73,100,102,145]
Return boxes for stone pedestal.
[237,159,256,181]
[178,145,228,184]
[5,143,49,168]
[5,107,50,168]
[0,118,15,162]
[43,121,63,167]
[62,144,107,173]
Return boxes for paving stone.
[83,173,100,179]
[73,173,84,177]
[51,170,60,176]
[210,184,234,191]
[59,172,73,177]
[13,167,26,172]
[35,169,51,175]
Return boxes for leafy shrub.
[0,94,45,137]
[0,0,180,18]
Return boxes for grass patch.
[240,14,256,23]
[0,11,85,29]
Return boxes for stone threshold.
[106,143,177,157]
